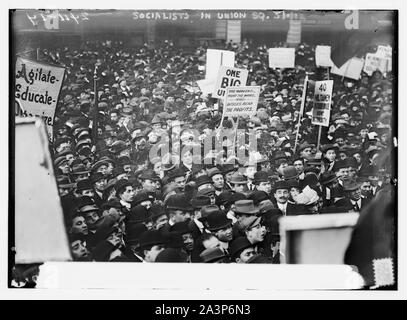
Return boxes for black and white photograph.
[5,0,404,301]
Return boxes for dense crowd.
[42,38,394,263]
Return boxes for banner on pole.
[223,86,260,118]
[331,57,364,80]
[205,49,235,81]
[15,57,65,141]
[212,66,248,99]
[268,48,296,69]
[315,45,334,68]
[311,80,333,127]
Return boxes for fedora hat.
[229,172,248,185]
[200,205,221,221]
[233,200,259,215]
[195,175,212,188]
[199,247,227,263]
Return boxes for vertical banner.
[15,57,65,141]
[315,45,334,68]
[226,20,241,44]
[268,48,296,69]
[205,49,235,81]
[311,80,333,127]
[212,66,248,99]
[286,19,302,46]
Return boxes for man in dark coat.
[272,180,308,216]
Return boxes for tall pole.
[293,75,308,154]
[92,65,99,143]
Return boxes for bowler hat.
[191,195,212,209]
[76,179,93,191]
[200,205,221,222]
[165,194,193,212]
[221,164,237,175]
[91,172,106,184]
[282,166,299,180]
[125,222,148,246]
[229,237,254,259]
[207,167,223,178]
[155,248,188,263]
[247,191,270,206]
[168,168,186,181]
[129,205,151,223]
[138,169,160,181]
[205,212,232,232]
[199,247,227,263]
[133,192,154,206]
[273,180,290,192]
[195,175,212,188]
[170,221,192,235]
[321,144,339,153]
[233,200,260,215]
[320,172,338,186]
[332,160,348,172]
[139,230,166,249]
[253,171,269,184]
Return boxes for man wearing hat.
[221,164,238,190]
[273,180,308,216]
[170,221,200,262]
[137,230,167,263]
[229,237,257,263]
[253,171,272,195]
[54,156,71,175]
[91,172,108,207]
[319,172,340,207]
[229,172,249,195]
[138,169,161,195]
[167,168,187,191]
[69,233,92,261]
[150,204,169,231]
[334,179,369,212]
[75,179,95,199]
[208,168,225,196]
[199,247,230,263]
[161,193,193,234]
[322,144,339,172]
[205,211,233,252]
[190,195,212,239]
[330,160,349,200]
[71,163,90,182]
[297,141,314,160]
[238,215,267,246]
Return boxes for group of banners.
[15,44,392,140]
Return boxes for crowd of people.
[41,38,394,264]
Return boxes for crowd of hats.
[42,38,394,263]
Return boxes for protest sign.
[331,57,364,80]
[223,86,260,118]
[311,80,333,127]
[376,45,392,59]
[212,66,248,99]
[196,78,216,95]
[315,45,334,68]
[15,57,65,140]
[363,53,390,76]
[205,49,235,81]
[268,48,296,69]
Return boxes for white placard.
[196,78,216,95]
[312,80,333,127]
[205,49,235,81]
[376,45,392,59]
[268,48,296,69]
[15,57,65,140]
[315,45,334,68]
[331,57,364,80]
[363,53,391,76]
[223,86,260,118]
[212,66,248,99]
